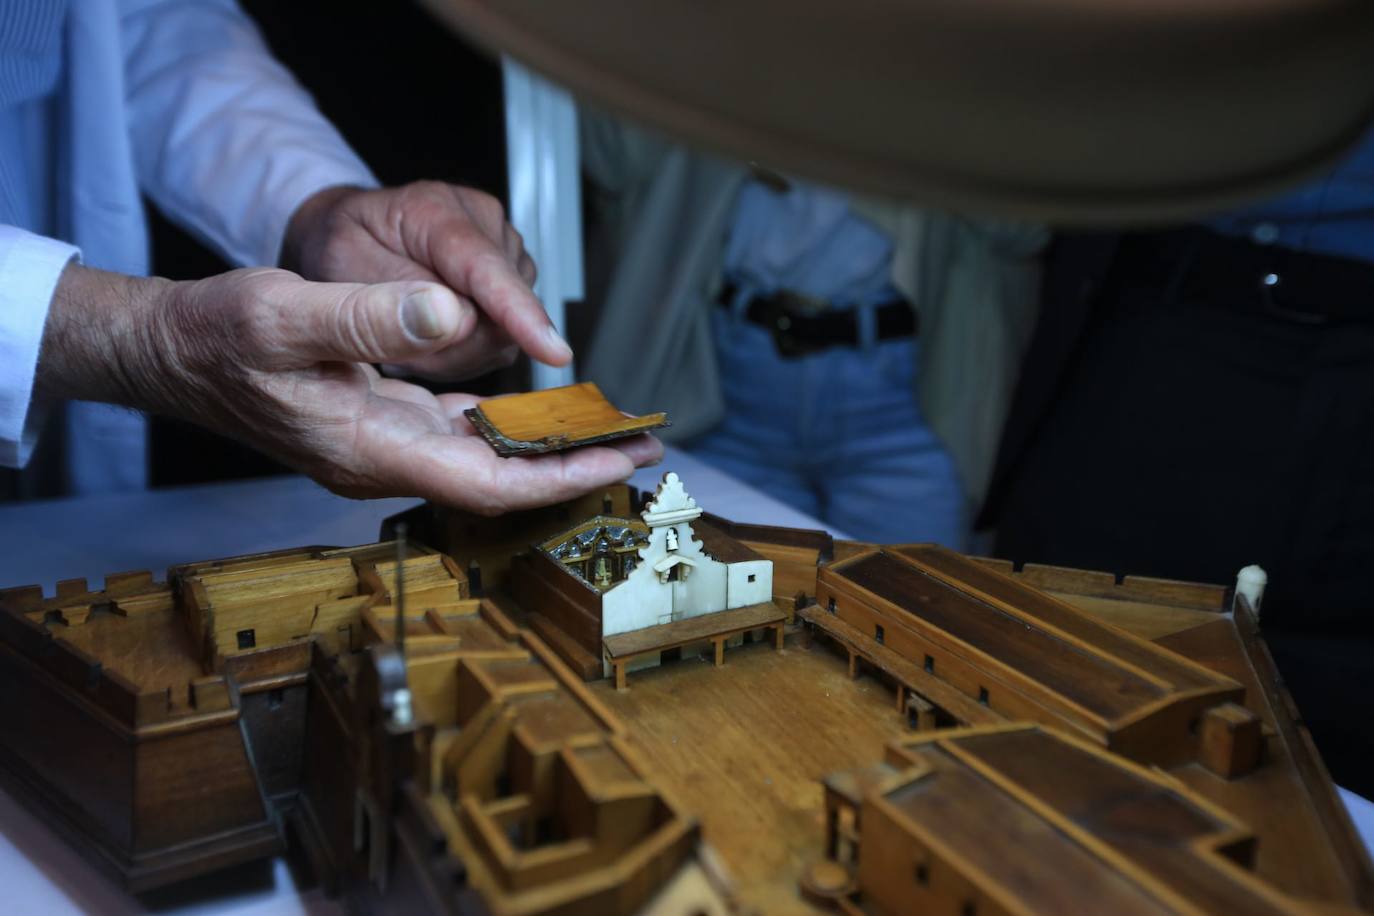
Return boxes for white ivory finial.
[641,471,702,528]
[1234,565,1268,619]
[391,687,414,727]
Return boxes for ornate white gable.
[598,472,773,638]
[641,472,702,528]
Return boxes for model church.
[508,473,777,675]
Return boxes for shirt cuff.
[0,226,80,468]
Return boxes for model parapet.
[803,545,1261,777]
[813,724,1305,915]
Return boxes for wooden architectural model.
[1,476,1370,914]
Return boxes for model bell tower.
[641,472,703,584]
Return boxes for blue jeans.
[685,309,968,547]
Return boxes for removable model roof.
[465,381,669,457]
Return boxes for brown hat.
[420,0,1374,223]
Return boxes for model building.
[0,476,1370,914]
[816,725,1300,915]
[508,473,778,687]
[808,545,1259,776]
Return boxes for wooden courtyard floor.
[593,629,904,915]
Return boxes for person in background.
[0,0,659,513]
[579,113,1046,546]
[980,128,1374,796]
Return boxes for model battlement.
[0,568,164,606]
[1,599,239,734]
[0,608,159,727]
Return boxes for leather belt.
[1115,228,1374,325]
[717,283,918,358]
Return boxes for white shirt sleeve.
[118,0,380,268]
[0,226,80,468]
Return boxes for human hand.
[37,264,661,513]
[281,182,560,381]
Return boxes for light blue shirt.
[1208,127,1374,264]
[0,0,62,236]
[721,179,902,310]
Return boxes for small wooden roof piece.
[465,381,669,457]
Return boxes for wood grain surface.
[47,605,205,714]
[594,632,913,915]
[587,584,1373,914]
[466,382,669,456]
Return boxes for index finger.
[428,226,572,368]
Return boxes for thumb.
[270,278,476,366]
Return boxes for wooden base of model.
[0,480,1370,914]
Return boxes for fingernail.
[544,324,573,359]
[401,290,445,340]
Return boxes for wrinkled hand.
[281,181,562,381]
[38,264,662,513]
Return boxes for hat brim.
[420,0,1374,223]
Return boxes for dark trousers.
[991,230,1374,796]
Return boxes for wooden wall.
[507,549,604,656]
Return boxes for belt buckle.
[762,291,827,358]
